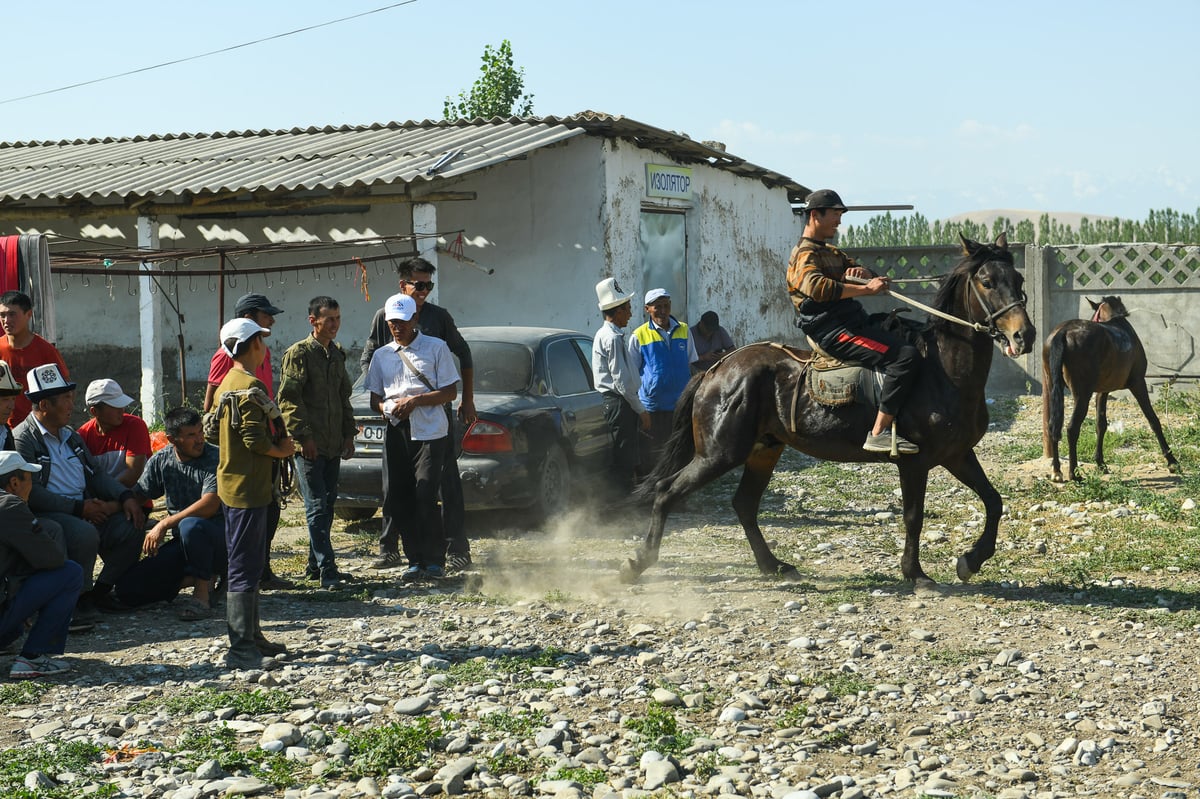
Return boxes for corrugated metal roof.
[0,112,809,208]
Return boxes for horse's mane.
[930,241,1014,328]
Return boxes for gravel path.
[3,394,1198,799]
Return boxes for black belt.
[601,390,622,399]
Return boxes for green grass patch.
[542,765,608,787]
[0,738,118,798]
[623,703,696,756]
[480,709,548,738]
[0,681,50,706]
[336,715,444,777]
[175,725,306,787]
[129,687,293,716]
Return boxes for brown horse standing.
[623,234,1036,591]
[1042,295,1179,482]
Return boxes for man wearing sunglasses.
[360,257,475,572]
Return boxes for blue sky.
[4,0,1197,222]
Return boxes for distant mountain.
[945,209,1116,229]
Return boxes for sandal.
[177,598,213,621]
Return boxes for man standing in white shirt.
[364,293,459,581]
[591,278,651,498]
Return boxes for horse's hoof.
[1050,472,1065,483]
[619,559,642,585]
[775,565,803,584]
[1168,461,1182,474]
[956,555,977,583]
[913,577,941,596]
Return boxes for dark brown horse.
[1042,295,1179,482]
[622,234,1036,591]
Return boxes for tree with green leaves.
[443,40,534,120]
[842,207,1200,247]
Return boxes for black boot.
[251,590,288,657]
[226,592,276,670]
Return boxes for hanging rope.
[354,257,370,302]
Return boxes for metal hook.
[58,272,70,292]
[127,275,138,296]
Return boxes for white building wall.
[598,139,804,345]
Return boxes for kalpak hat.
[0,451,41,474]
[85,378,135,409]
[0,359,22,395]
[595,278,634,311]
[384,293,418,322]
[24,363,76,402]
[219,318,271,357]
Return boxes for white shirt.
[591,320,646,414]
[34,416,88,500]
[365,331,460,441]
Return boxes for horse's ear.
[959,233,980,256]
[1086,297,1099,310]
[994,231,1008,250]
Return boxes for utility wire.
[0,1,417,106]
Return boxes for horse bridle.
[967,263,1027,342]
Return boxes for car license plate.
[356,422,386,444]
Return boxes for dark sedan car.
[336,326,610,522]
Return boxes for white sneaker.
[9,654,72,679]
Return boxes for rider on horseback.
[787,189,920,455]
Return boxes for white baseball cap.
[385,293,417,322]
[0,451,41,474]
[219,318,271,357]
[86,378,134,409]
[644,288,670,305]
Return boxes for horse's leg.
[1093,392,1109,473]
[896,465,935,589]
[621,454,737,583]
[730,444,796,579]
[1128,379,1181,473]
[1066,389,1093,482]
[943,450,1003,582]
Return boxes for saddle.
[803,338,885,408]
[800,309,926,408]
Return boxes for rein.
[848,268,1026,343]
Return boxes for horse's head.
[937,233,1036,357]
[1087,295,1129,323]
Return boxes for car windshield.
[470,341,533,393]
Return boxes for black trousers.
[440,406,468,557]
[813,322,919,417]
[602,393,639,496]
[381,421,449,568]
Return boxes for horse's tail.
[633,374,702,502]
[1043,330,1068,455]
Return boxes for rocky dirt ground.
[3,392,1200,799]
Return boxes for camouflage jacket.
[276,335,356,458]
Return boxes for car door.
[544,335,608,471]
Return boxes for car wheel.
[530,445,570,522]
[334,506,377,522]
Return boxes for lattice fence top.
[1050,245,1200,290]
[846,245,1026,293]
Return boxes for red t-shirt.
[78,414,152,481]
[0,334,69,427]
[207,346,273,397]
